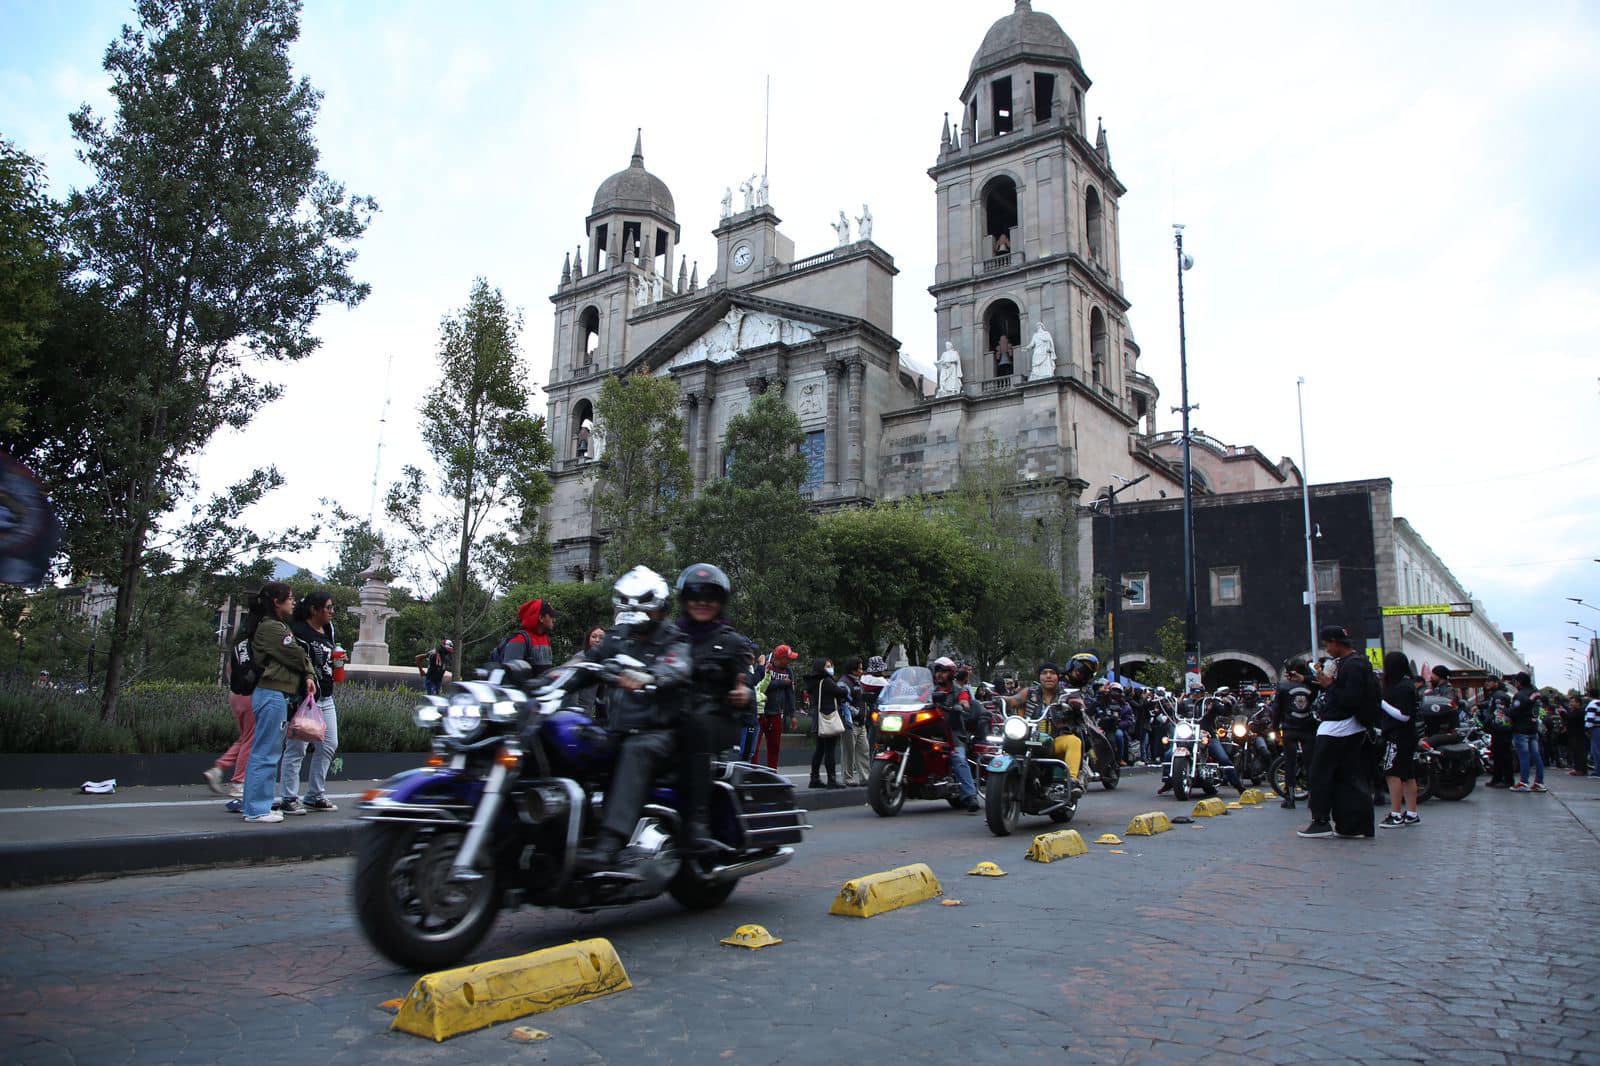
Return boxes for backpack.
[1354,661,1383,729]
[491,630,534,665]
[228,625,264,696]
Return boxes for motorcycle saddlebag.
[716,761,806,847]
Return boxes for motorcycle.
[1268,746,1310,801]
[1224,713,1272,786]
[353,656,808,971]
[983,692,1115,835]
[1165,697,1225,801]
[1413,694,1480,802]
[868,667,985,816]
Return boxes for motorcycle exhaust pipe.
[705,846,795,884]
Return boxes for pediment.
[667,306,825,370]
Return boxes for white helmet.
[613,565,670,627]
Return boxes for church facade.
[540,2,1289,584]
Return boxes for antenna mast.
[368,352,395,523]
[763,74,771,179]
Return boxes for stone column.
[698,392,716,485]
[682,391,698,479]
[823,362,842,495]
[348,552,399,666]
[846,356,865,493]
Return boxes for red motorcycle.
[867,666,986,816]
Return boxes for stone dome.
[590,130,675,220]
[968,0,1081,80]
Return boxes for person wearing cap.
[496,598,558,670]
[419,638,452,696]
[753,645,796,769]
[1506,672,1547,794]
[859,655,890,741]
[1272,661,1317,810]
[1297,624,1376,839]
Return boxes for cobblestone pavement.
[4,773,1597,1064]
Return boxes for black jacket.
[678,616,749,719]
[1382,675,1418,738]
[291,620,337,701]
[581,620,691,733]
[1273,680,1317,736]
[1321,652,1373,723]
[761,666,796,718]
[805,666,850,736]
[1508,685,1541,735]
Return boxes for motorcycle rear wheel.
[668,861,737,910]
[353,823,499,972]
[1269,755,1309,801]
[1431,772,1476,802]
[1171,758,1191,801]
[984,772,1021,836]
[1098,756,1120,791]
[867,760,905,817]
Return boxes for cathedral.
[540,1,1298,585]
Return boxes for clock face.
[731,243,754,272]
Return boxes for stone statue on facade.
[349,551,400,667]
[1026,321,1056,380]
[834,211,852,246]
[856,204,873,242]
[719,186,733,219]
[740,177,755,212]
[757,173,769,207]
[633,274,651,306]
[936,342,963,397]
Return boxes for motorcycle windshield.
[880,666,934,707]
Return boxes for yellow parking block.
[720,924,782,949]
[1238,788,1266,805]
[1126,812,1172,836]
[829,863,943,917]
[1225,801,1244,810]
[391,938,631,1042]
[1095,833,1123,845]
[1192,798,1228,817]
[967,861,1006,877]
[1025,829,1088,863]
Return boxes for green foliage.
[0,137,63,434]
[320,502,392,586]
[725,390,809,491]
[591,373,691,574]
[385,278,553,677]
[1135,615,1205,691]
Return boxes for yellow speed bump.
[968,861,1006,877]
[720,924,782,949]
[1238,788,1266,805]
[1095,834,1123,845]
[1192,797,1228,817]
[829,863,943,917]
[1126,812,1172,836]
[1025,829,1088,863]
[1225,801,1244,810]
[390,938,631,1042]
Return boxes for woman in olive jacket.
[244,582,314,822]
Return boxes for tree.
[672,391,837,653]
[590,373,690,575]
[385,278,553,678]
[24,0,374,719]
[0,138,63,434]
[320,502,391,587]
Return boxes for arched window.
[982,176,1019,259]
[571,398,595,461]
[984,299,1022,377]
[578,306,600,366]
[1089,308,1107,387]
[1084,185,1104,262]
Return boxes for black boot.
[1280,798,1296,809]
[826,776,846,790]
[679,819,733,857]
[808,777,824,789]
[574,831,625,874]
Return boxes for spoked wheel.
[867,760,905,817]
[354,823,499,971]
[984,772,1021,836]
[1269,755,1310,801]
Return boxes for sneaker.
[1402,812,1421,826]
[1296,821,1334,838]
[1530,783,1548,794]
[1509,783,1530,793]
[202,766,228,796]
[303,797,338,812]
[243,811,283,823]
[1379,812,1405,828]
[228,783,244,798]
[280,798,309,815]
[225,799,243,814]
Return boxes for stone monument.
[1026,321,1057,380]
[936,341,963,397]
[349,552,399,666]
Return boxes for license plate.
[1173,745,1190,756]
[879,716,903,733]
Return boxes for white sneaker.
[243,811,284,823]
[202,766,228,796]
[227,783,244,798]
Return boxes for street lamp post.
[1296,377,1318,663]
[1172,225,1199,686]
[1567,597,1600,615]
[1098,472,1151,685]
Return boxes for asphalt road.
[4,773,1598,1064]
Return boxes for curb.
[0,787,867,889]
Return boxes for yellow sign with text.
[1380,603,1473,617]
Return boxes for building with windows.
[1087,478,1528,686]
[537,2,1318,581]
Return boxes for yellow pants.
[1052,734,1083,779]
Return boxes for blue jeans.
[424,678,442,696]
[1589,728,1600,776]
[281,696,338,802]
[1514,732,1544,785]
[245,688,290,817]
[735,724,758,760]
[951,742,977,801]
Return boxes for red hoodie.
[499,599,552,667]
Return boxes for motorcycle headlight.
[413,695,447,729]
[442,691,487,739]
[1174,722,1197,741]
[1003,716,1030,741]
[879,714,904,733]
[1232,722,1247,739]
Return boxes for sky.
[3,0,1598,687]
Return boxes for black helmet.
[676,562,730,606]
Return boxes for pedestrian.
[1586,696,1600,779]
[1378,650,1420,828]
[805,656,848,789]
[418,638,452,695]
[839,657,871,786]
[737,652,765,760]
[753,644,795,769]
[205,615,261,800]
[242,582,314,824]
[278,590,341,814]
[1297,625,1377,840]
[495,598,558,670]
[573,624,608,721]
[1507,672,1546,794]
[1480,677,1516,787]
[1272,660,1316,810]
[860,655,890,742]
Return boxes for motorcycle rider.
[1062,652,1099,691]
[930,656,981,812]
[1197,685,1247,794]
[673,563,752,856]
[1098,682,1134,766]
[1272,661,1317,810]
[1006,662,1085,791]
[1480,677,1516,788]
[1157,680,1209,795]
[1420,665,1463,735]
[572,567,693,875]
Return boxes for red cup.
[332,647,347,683]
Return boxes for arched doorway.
[577,306,600,366]
[571,398,596,460]
[1202,651,1274,689]
[984,299,1022,377]
[1084,185,1104,261]
[1089,307,1107,387]
[982,176,1019,258]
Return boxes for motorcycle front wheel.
[867,760,906,817]
[354,822,499,972]
[1170,757,1191,801]
[984,771,1021,836]
[1269,755,1309,801]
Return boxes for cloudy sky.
[3,1,1597,685]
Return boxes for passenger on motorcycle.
[572,566,693,875]
[673,563,752,856]
[1005,662,1085,789]
[1097,683,1134,765]
[1421,665,1463,732]
[929,657,981,812]
[1062,652,1099,690]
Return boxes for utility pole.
[1099,472,1150,684]
[1173,225,1199,688]
[1296,377,1319,662]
